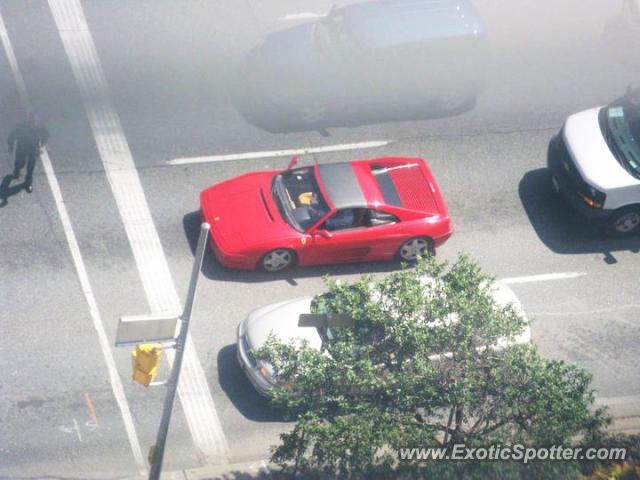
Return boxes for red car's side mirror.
[315,229,332,240]
[287,155,300,170]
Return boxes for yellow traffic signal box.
[131,343,162,386]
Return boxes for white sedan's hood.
[563,107,636,190]
[492,281,531,346]
[243,283,530,354]
[244,297,321,351]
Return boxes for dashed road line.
[279,12,326,20]
[530,304,640,318]
[73,418,83,442]
[0,6,145,473]
[501,272,586,285]
[167,140,393,165]
[48,0,230,464]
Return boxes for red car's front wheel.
[260,248,296,272]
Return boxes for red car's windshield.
[272,166,331,232]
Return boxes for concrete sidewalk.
[133,459,276,480]
[180,460,274,480]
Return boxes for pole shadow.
[183,209,222,280]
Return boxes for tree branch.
[443,406,455,445]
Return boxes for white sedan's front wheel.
[397,237,433,261]
[260,249,296,272]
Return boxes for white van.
[548,90,640,236]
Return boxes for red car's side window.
[323,208,399,231]
[368,209,399,227]
[323,208,367,231]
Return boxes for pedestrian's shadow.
[0,174,22,208]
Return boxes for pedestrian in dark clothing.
[7,113,49,193]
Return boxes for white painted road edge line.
[41,150,147,475]
[501,272,586,285]
[0,7,146,474]
[49,0,230,464]
[167,140,393,165]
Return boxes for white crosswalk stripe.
[48,0,230,465]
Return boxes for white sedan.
[236,282,531,397]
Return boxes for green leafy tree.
[256,254,609,479]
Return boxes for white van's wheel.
[607,208,640,236]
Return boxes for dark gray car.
[234,0,488,132]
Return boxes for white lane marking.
[72,418,83,442]
[250,460,270,473]
[531,304,640,318]
[0,7,146,474]
[279,12,326,20]
[48,0,230,464]
[596,394,640,433]
[597,394,640,414]
[501,272,586,285]
[167,140,393,165]
[58,419,83,441]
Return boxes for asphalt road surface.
[1,0,639,478]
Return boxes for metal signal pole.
[148,222,210,480]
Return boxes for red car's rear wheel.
[397,237,433,261]
[260,248,296,272]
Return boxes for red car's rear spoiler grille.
[389,165,438,213]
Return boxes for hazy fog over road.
[1,0,639,477]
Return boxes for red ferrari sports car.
[200,157,452,271]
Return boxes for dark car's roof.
[317,162,367,209]
[338,0,485,48]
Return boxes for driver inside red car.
[325,209,355,229]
